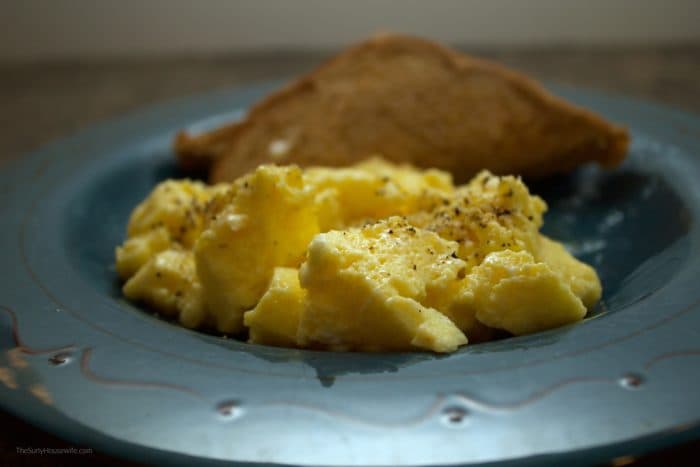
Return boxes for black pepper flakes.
[450,252,458,259]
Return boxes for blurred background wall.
[3,0,700,61]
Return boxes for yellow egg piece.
[536,235,602,309]
[304,157,454,227]
[466,250,587,335]
[194,165,321,333]
[126,179,225,249]
[122,249,207,329]
[297,218,468,352]
[115,227,171,280]
[408,171,546,269]
[244,267,306,347]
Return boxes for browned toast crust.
[175,34,629,183]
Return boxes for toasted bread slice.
[175,34,629,183]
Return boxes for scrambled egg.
[116,158,601,353]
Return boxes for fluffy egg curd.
[115,159,601,353]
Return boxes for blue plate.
[1,82,700,466]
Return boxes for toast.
[175,34,629,183]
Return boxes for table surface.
[0,46,698,466]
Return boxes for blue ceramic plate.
[1,82,700,466]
